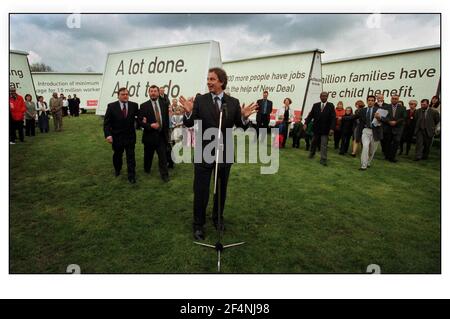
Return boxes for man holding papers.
[356,95,385,171]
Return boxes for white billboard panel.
[97,41,222,115]
[322,46,440,108]
[32,72,102,109]
[9,50,36,98]
[223,49,323,120]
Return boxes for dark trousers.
[334,129,342,149]
[400,128,414,155]
[25,119,36,136]
[292,135,300,148]
[339,133,352,154]
[193,164,231,230]
[69,105,74,116]
[144,141,169,178]
[166,142,175,168]
[293,133,309,149]
[10,119,24,142]
[256,115,270,139]
[38,114,49,133]
[280,122,289,148]
[310,134,328,161]
[112,140,136,178]
[415,129,433,160]
[385,130,402,161]
[305,135,312,151]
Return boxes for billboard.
[9,50,36,98]
[32,72,102,109]
[223,49,323,121]
[96,41,222,115]
[322,45,441,108]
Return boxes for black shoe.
[162,175,170,183]
[339,152,345,155]
[351,153,356,157]
[115,170,120,177]
[359,167,367,171]
[144,169,151,174]
[389,159,398,163]
[128,177,136,184]
[193,229,205,241]
[414,158,421,161]
[308,153,315,159]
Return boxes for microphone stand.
[193,104,245,272]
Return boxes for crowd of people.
[9,86,83,144]
[100,84,442,188]
[256,91,441,169]
[11,65,442,241]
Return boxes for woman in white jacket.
[36,95,50,133]
[276,98,294,148]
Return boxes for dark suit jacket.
[103,100,139,145]
[256,99,273,122]
[160,94,170,107]
[414,107,440,138]
[382,103,407,136]
[183,92,248,167]
[305,102,336,135]
[340,114,355,136]
[380,103,390,134]
[403,108,417,136]
[356,106,383,141]
[138,97,170,145]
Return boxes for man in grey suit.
[414,98,440,161]
[49,92,63,132]
[357,95,384,170]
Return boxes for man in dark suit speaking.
[179,67,258,240]
[103,87,139,184]
[139,85,170,182]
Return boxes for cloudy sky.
[10,13,440,72]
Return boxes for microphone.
[221,103,228,120]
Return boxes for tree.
[30,63,54,72]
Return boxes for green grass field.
[10,114,441,273]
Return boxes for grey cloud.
[10,13,440,72]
